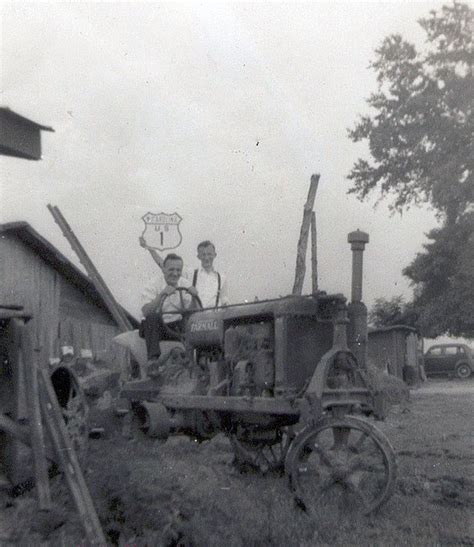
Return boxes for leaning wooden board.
[38,368,106,544]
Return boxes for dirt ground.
[1,378,473,546]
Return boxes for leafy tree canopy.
[350,3,474,339]
[403,211,474,338]
[348,2,473,224]
[369,296,418,329]
[369,212,474,338]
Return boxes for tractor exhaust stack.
[347,230,369,369]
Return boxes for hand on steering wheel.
[158,287,203,340]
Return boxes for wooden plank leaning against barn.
[47,204,132,332]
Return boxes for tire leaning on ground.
[455,362,472,380]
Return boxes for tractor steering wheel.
[157,287,203,340]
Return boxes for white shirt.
[187,267,229,308]
[140,276,192,323]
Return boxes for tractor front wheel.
[285,415,396,515]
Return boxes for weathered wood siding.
[368,329,417,379]
[0,232,127,371]
[368,330,402,378]
[0,234,59,365]
[405,333,418,369]
[58,277,126,369]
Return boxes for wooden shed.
[368,325,422,384]
[0,221,138,371]
[0,108,54,161]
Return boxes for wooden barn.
[368,325,423,384]
[0,221,138,371]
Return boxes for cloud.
[1,2,440,316]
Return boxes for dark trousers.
[140,313,183,359]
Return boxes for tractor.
[121,230,397,515]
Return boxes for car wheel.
[456,363,471,379]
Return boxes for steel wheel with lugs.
[285,415,396,515]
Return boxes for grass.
[1,380,473,545]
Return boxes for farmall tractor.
[122,231,397,515]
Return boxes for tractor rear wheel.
[285,415,396,515]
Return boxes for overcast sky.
[1,1,445,319]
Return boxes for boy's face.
[163,259,183,286]
[197,245,216,269]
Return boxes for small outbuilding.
[0,107,54,160]
[0,221,138,370]
[368,324,423,385]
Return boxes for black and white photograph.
[0,1,473,544]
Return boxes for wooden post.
[47,204,132,332]
[22,325,51,510]
[310,211,318,293]
[0,413,55,461]
[39,369,106,545]
[292,174,320,295]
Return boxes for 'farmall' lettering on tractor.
[190,319,218,332]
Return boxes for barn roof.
[0,221,138,327]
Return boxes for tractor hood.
[186,293,345,347]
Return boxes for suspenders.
[193,269,221,307]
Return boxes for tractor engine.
[225,321,274,396]
[186,310,275,397]
[185,294,341,399]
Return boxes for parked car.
[423,344,474,379]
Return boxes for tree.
[369,296,418,329]
[348,3,474,338]
[348,2,473,224]
[403,211,474,338]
